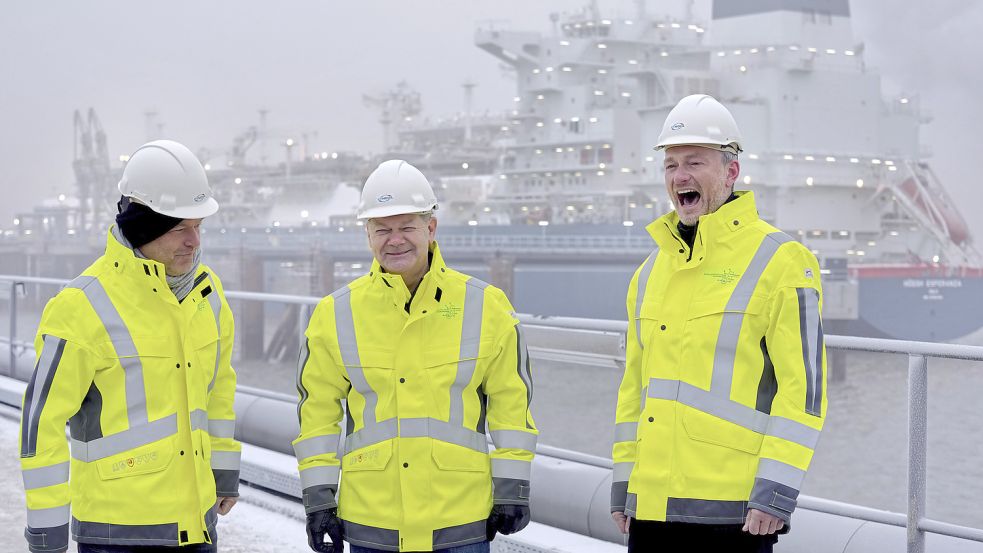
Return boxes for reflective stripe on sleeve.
[293,433,342,461]
[22,462,70,490]
[208,418,236,439]
[299,465,341,489]
[614,421,637,443]
[210,450,241,470]
[490,429,537,452]
[613,461,633,483]
[21,335,67,457]
[27,504,70,528]
[491,457,531,480]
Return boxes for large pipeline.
[1,344,981,552]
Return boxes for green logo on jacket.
[705,269,740,284]
[438,303,462,319]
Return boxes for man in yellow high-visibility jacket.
[611,95,827,552]
[19,140,240,553]
[294,160,537,553]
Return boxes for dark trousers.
[77,541,217,553]
[628,519,778,553]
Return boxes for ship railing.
[1,274,981,553]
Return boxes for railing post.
[8,280,17,377]
[907,353,927,553]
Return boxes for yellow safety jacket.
[19,228,240,553]
[612,192,826,526]
[294,243,536,552]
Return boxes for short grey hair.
[721,151,738,165]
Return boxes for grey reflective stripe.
[614,422,638,443]
[491,457,531,480]
[649,378,769,432]
[293,433,341,461]
[492,477,530,503]
[344,520,399,550]
[345,418,398,454]
[750,477,799,518]
[22,462,69,490]
[401,418,488,453]
[206,275,222,393]
[514,324,533,420]
[756,458,806,490]
[449,278,487,427]
[70,414,178,462]
[633,249,658,349]
[768,416,821,449]
[710,232,791,396]
[490,429,537,452]
[213,469,239,496]
[625,492,638,517]
[190,409,208,432]
[797,287,824,416]
[22,335,66,457]
[27,504,70,528]
[208,418,236,439]
[67,276,149,427]
[210,450,240,470]
[303,484,338,512]
[72,517,178,546]
[433,519,487,549]
[611,481,629,511]
[333,287,379,432]
[613,461,633,482]
[296,336,312,420]
[300,464,341,488]
[666,497,747,524]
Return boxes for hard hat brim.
[654,137,740,152]
[357,203,436,220]
[153,197,220,220]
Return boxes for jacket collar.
[104,225,182,293]
[369,241,447,307]
[646,190,760,250]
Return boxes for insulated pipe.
[1,353,982,552]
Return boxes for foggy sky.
[1,0,981,238]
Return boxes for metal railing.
[2,274,981,552]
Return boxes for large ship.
[7,0,981,342]
[466,0,983,341]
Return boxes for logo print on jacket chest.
[438,303,462,319]
[704,269,740,284]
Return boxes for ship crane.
[362,81,422,153]
[229,126,258,167]
[72,108,111,231]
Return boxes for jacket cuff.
[748,477,799,524]
[25,523,69,553]
[492,477,530,505]
[303,484,338,514]
[213,468,240,497]
[611,480,629,513]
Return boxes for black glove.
[486,504,531,541]
[305,508,344,553]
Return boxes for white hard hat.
[356,160,438,220]
[117,139,219,219]
[655,94,743,154]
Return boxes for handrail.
[1,273,981,551]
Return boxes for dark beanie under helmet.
[116,196,184,248]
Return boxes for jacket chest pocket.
[682,296,766,353]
